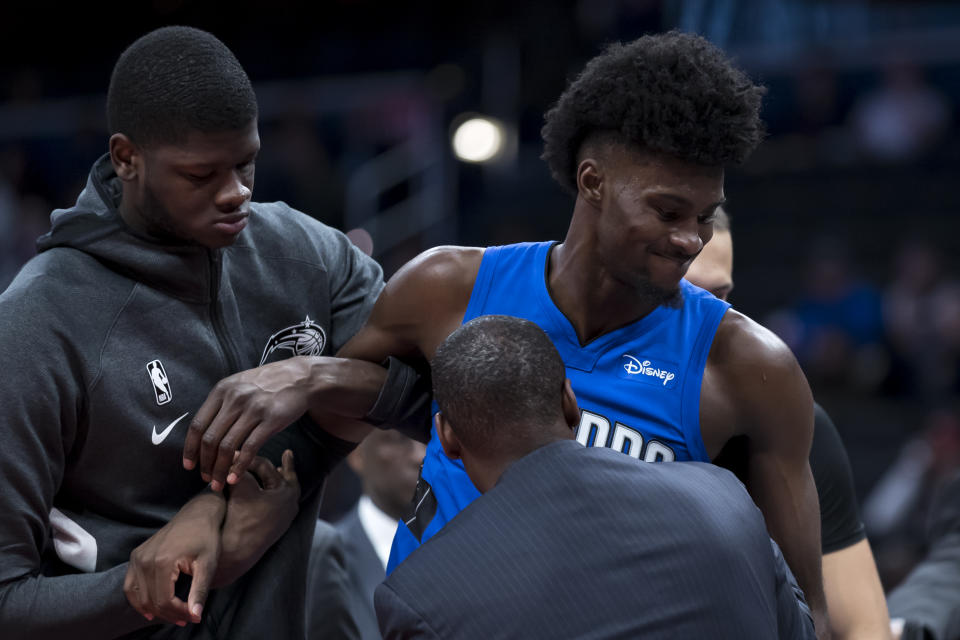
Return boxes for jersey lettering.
[610,422,643,459]
[576,410,610,448]
[643,440,676,462]
[575,410,677,462]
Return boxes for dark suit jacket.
[375,440,814,640]
[306,519,361,640]
[332,505,388,640]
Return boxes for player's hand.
[124,493,225,626]
[214,451,300,586]
[183,358,317,491]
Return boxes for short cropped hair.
[542,31,765,194]
[432,316,567,456]
[107,26,257,147]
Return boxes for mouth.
[213,211,250,236]
[652,251,696,269]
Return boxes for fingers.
[186,553,216,623]
[246,455,281,490]
[152,559,191,626]
[203,410,259,492]
[123,561,154,622]
[278,449,298,487]
[226,423,281,486]
[183,385,228,471]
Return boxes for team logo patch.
[146,360,172,405]
[259,316,327,366]
[617,355,679,389]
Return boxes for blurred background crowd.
[3,0,960,592]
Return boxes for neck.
[549,204,662,345]
[475,426,575,492]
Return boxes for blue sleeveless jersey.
[387,241,731,572]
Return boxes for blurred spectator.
[766,236,887,391]
[849,60,951,163]
[884,239,960,399]
[863,406,960,588]
[887,470,960,640]
[308,427,425,640]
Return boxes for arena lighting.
[451,115,505,163]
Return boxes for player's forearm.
[304,356,432,443]
[301,356,387,420]
[0,563,157,639]
[750,461,830,638]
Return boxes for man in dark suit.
[375,315,815,640]
[308,430,425,639]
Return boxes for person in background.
[308,429,425,639]
[686,207,891,640]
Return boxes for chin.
[634,277,683,309]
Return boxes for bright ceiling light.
[451,116,504,163]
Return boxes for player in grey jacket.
[0,27,389,639]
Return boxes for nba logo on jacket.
[146,360,172,405]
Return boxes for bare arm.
[709,311,829,638]
[822,540,891,640]
[182,246,481,490]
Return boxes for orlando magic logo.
[259,316,327,366]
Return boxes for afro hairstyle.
[541,31,765,194]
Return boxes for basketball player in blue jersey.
[184,32,830,637]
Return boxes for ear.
[575,157,603,208]
[434,413,463,461]
[561,379,580,430]
[109,133,140,182]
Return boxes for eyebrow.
[649,192,726,210]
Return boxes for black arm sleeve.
[362,357,433,444]
[810,403,867,554]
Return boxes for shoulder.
[369,246,484,331]
[244,201,359,266]
[387,245,485,292]
[311,518,345,555]
[711,309,799,374]
[1,248,130,334]
[708,310,814,444]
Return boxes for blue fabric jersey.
[387,241,731,573]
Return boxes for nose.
[669,222,705,258]
[215,171,252,213]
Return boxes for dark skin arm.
[702,311,829,639]
[125,453,301,626]
[182,246,481,490]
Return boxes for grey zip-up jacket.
[0,155,384,639]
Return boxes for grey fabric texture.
[307,507,385,640]
[0,154,383,639]
[305,518,361,640]
[376,440,815,640]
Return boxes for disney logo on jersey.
[146,359,172,405]
[617,355,679,389]
[260,315,327,366]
